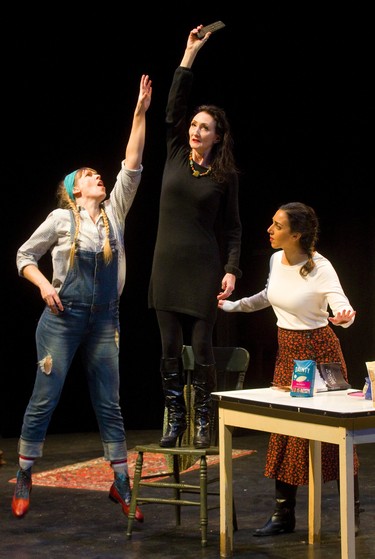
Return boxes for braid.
[100,206,113,264]
[68,200,80,268]
[300,252,315,278]
[56,181,80,267]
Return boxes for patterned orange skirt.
[264,325,360,485]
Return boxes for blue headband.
[64,170,78,200]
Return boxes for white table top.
[212,387,375,418]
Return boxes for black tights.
[156,310,214,365]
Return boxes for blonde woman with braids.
[219,201,361,537]
[12,74,152,522]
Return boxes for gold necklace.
[189,151,212,178]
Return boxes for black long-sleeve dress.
[148,67,242,325]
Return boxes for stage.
[1,429,373,558]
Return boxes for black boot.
[337,474,361,536]
[253,480,297,536]
[159,358,187,448]
[192,362,216,449]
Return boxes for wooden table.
[212,387,375,559]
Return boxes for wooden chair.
[126,345,250,547]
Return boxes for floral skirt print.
[264,325,360,485]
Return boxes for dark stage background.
[3,6,373,437]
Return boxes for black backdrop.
[3,6,373,437]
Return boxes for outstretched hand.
[138,74,152,111]
[328,309,356,325]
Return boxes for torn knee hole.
[39,354,53,374]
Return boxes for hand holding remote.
[197,21,226,39]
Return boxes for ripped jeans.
[18,302,127,463]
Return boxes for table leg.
[308,439,321,543]
[339,428,355,559]
[219,407,234,558]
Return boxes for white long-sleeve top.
[221,250,355,330]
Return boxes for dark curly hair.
[280,202,319,277]
[190,104,238,183]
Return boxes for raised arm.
[180,24,211,69]
[125,74,152,170]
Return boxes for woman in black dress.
[148,25,242,449]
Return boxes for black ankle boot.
[159,358,187,448]
[253,480,297,537]
[192,363,216,449]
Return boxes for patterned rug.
[8,449,255,492]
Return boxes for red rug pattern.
[9,449,255,492]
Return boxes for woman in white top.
[218,201,360,536]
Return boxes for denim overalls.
[19,212,127,463]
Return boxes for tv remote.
[197,21,226,39]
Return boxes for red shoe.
[12,468,32,518]
[109,473,144,523]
